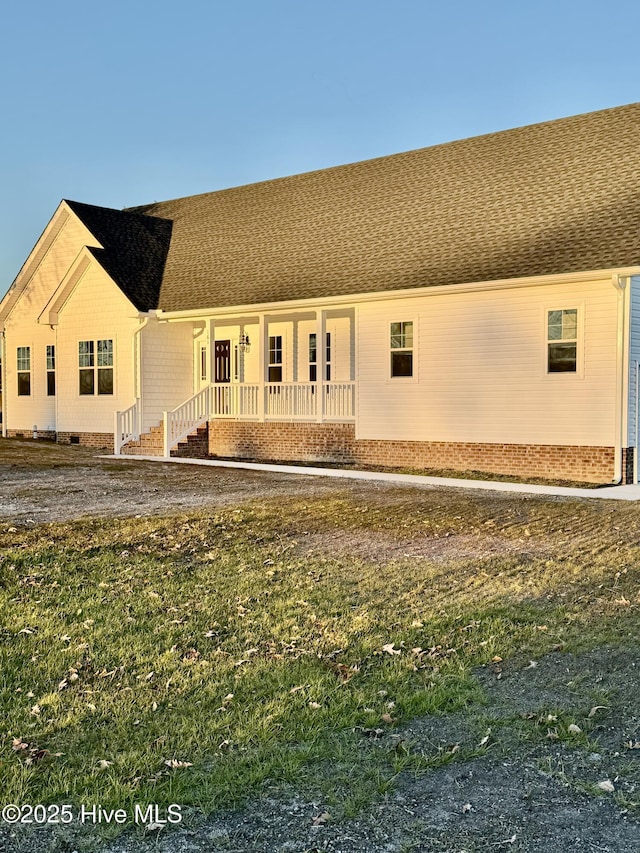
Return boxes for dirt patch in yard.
[293,529,548,564]
[0,439,387,524]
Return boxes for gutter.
[152,265,640,322]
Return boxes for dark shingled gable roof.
[125,103,640,313]
[25,106,631,319]
[64,200,172,311]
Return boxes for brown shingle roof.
[129,103,640,312]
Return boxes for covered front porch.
[115,307,356,456]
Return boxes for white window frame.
[389,319,416,381]
[309,331,331,382]
[542,304,584,379]
[268,334,283,383]
[46,344,56,396]
[78,339,115,396]
[17,346,31,396]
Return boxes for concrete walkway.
[104,454,640,501]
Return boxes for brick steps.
[120,423,209,458]
[171,424,209,458]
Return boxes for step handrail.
[163,386,211,457]
[114,398,141,455]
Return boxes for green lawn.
[1,490,638,813]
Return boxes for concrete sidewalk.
[104,454,640,501]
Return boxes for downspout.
[612,274,628,484]
[132,314,150,429]
[0,330,6,438]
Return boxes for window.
[547,310,577,373]
[268,335,282,382]
[309,332,331,381]
[17,347,31,395]
[200,345,208,383]
[390,321,413,377]
[79,339,114,395]
[46,345,56,396]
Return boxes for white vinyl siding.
[356,277,618,446]
[140,318,194,431]
[56,264,138,434]
[3,211,95,432]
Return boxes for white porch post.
[292,318,299,382]
[162,410,170,457]
[208,318,215,415]
[316,309,326,422]
[258,315,267,421]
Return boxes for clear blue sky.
[1,0,639,294]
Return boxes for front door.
[215,340,231,383]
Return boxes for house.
[2,102,640,484]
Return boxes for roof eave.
[153,265,640,321]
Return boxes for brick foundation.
[56,432,114,450]
[6,429,57,441]
[208,420,623,484]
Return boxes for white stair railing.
[114,398,141,454]
[163,386,211,457]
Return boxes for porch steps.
[171,424,210,459]
[120,423,209,459]
[120,424,164,456]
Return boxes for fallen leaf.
[97,760,113,770]
[462,803,472,813]
[568,724,582,734]
[311,811,330,826]
[598,779,615,792]
[381,713,396,724]
[382,643,401,656]
[12,738,28,751]
[164,759,193,769]
[588,706,608,718]
[624,740,640,750]
[309,701,321,709]
[525,660,538,669]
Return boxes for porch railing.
[213,383,260,418]
[114,398,140,454]
[211,381,355,421]
[163,385,211,456]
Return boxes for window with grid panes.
[390,322,413,377]
[547,310,577,373]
